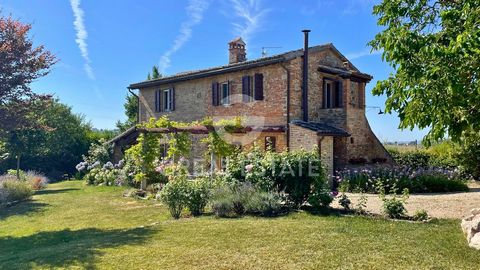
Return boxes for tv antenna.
[261,46,282,57]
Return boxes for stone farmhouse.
[112,30,392,176]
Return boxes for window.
[220,82,230,105]
[242,73,264,102]
[155,88,175,112]
[323,79,343,109]
[265,136,276,151]
[163,89,173,111]
[159,143,169,158]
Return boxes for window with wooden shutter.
[163,89,172,111]
[171,87,175,111]
[155,90,162,112]
[322,79,343,109]
[265,136,276,152]
[335,81,343,108]
[212,82,219,106]
[254,73,264,100]
[242,75,250,102]
[220,82,230,105]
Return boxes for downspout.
[127,87,139,124]
[280,62,291,151]
[302,29,311,122]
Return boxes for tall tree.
[116,94,139,131]
[117,66,161,131]
[147,65,162,80]
[369,0,480,144]
[0,15,56,134]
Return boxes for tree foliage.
[116,94,139,131]
[369,0,480,144]
[0,15,56,133]
[1,100,94,178]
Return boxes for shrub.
[224,147,327,208]
[413,209,429,221]
[337,167,468,194]
[355,192,368,215]
[378,184,409,219]
[338,194,351,210]
[25,171,49,190]
[0,175,33,205]
[210,186,236,217]
[210,182,284,217]
[159,179,189,219]
[388,150,431,169]
[7,169,27,180]
[243,191,283,217]
[185,178,210,216]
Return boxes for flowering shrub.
[337,166,468,194]
[185,177,211,216]
[224,147,327,208]
[81,160,127,186]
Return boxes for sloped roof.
[129,43,369,89]
[291,120,350,137]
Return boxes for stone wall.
[289,124,334,177]
[138,63,288,126]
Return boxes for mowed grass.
[0,181,479,269]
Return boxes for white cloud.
[70,0,95,80]
[159,0,210,74]
[229,0,270,48]
[345,48,382,60]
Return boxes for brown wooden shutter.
[335,81,343,108]
[212,82,219,106]
[254,73,264,100]
[242,75,250,102]
[171,87,175,111]
[322,79,327,109]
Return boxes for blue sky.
[0,0,427,142]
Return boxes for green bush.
[0,175,33,205]
[210,182,284,217]
[378,184,409,219]
[210,186,236,217]
[243,190,283,217]
[412,209,429,221]
[224,147,327,208]
[388,150,431,169]
[185,178,210,216]
[159,179,189,219]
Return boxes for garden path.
[333,182,480,219]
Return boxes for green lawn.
[0,181,479,269]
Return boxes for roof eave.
[129,57,286,89]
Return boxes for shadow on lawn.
[0,201,49,221]
[0,227,156,269]
[35,188,80,195]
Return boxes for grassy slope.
[0,181,479,270]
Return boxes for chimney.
[229,37,246,64]
[302,29,310,122]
